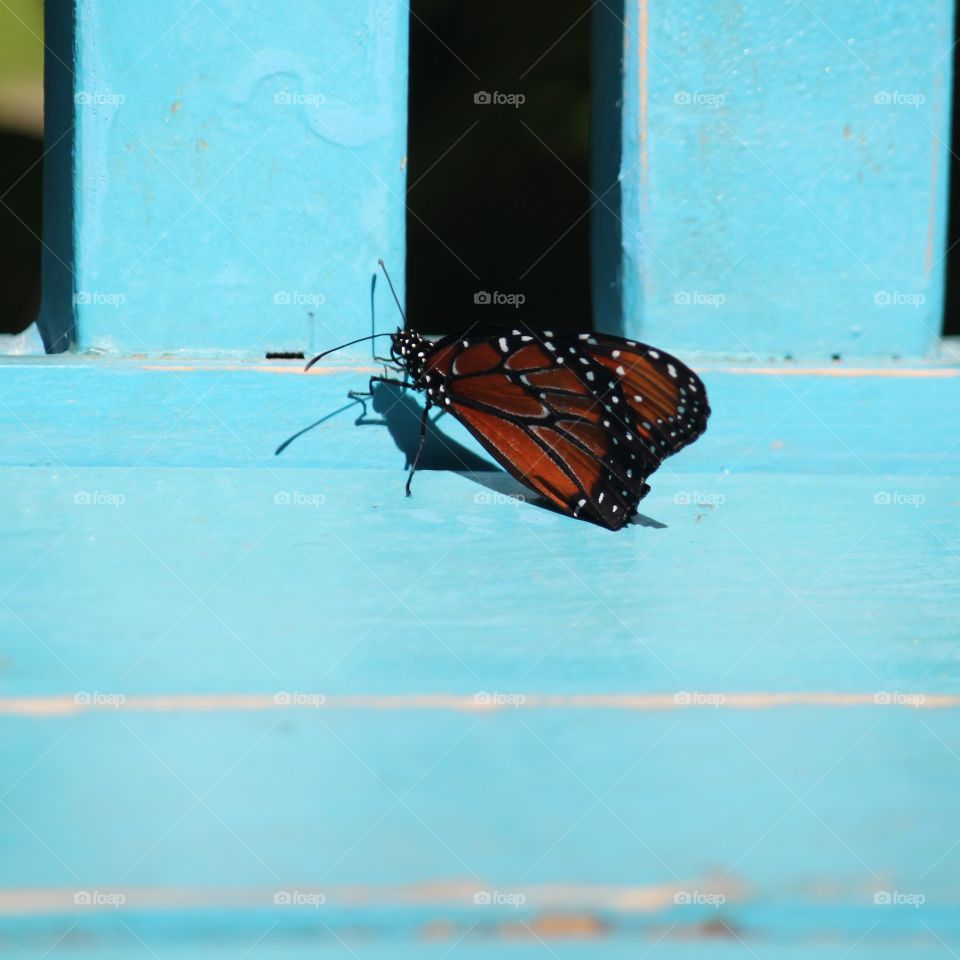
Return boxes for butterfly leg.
[369,375,413,392]
[346,391,371,421]
[405,399,432,498]
[347,376,412,404]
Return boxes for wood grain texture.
[2,358,959,474]
[2,709,959,890]
[6,930,960,959]
[618,0,954,358]
[2,361,958,956]
[59,0,408,354]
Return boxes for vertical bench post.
[617,0,954,358]
[42,0,409,356]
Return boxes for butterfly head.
[390,328,431,382]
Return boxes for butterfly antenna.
[378,259,407,326]
[304,333,392,372]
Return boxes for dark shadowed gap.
[0,0,44,340]
[590,0,623,335]
[0,132,42,336]
[945,0,960,336]
[406,0,594,334]
[36,0,77,352]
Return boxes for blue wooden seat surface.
[2,0,959,956]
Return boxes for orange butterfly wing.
[422,331,709,530]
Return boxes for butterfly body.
[385,325,710,531]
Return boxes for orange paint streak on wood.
[498,915,608,939]
[0,878,741,915]
[139,364,379,375]
[126,362,959,379]
[3,692,959,716]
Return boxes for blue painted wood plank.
[618,0,954,357]
[3,930,958,959]
[3,360,957,952]
[1,711,958,933]
[2,359,959,474]
[1,466,957,695]
[60,0,407,354]
[0,362,957,696]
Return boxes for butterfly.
[306,265,710,531]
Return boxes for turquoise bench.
[2,1,958,956]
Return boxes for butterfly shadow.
[277,380,665,528]
[358,382,546,503]
[358,383,666,529]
